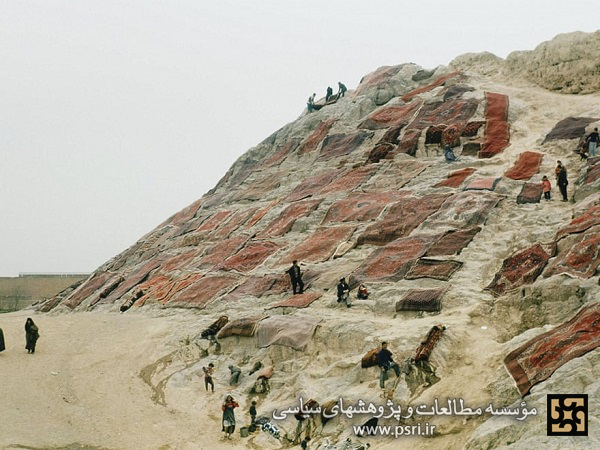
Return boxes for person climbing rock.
[586,127,599,157]
[253,366,273,394]
[228,365,242,385]
[444,145,456,162]
[377,341,401,388]
[201,363,215,392]
[577,142,589,160]
[541,176,551,201]
[25,318,39,354]
[301,436,311,449]
[249,400,257,424]
[357,284,369,300]
[336,278,351,307]
[555,161,569,202]
[222,395,239,439]
[286,260,304,295]
[337,82,347,97]
[326,86,333,101]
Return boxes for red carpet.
[480,92,510,158]
[504,303,600,396]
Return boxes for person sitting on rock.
[443,144,456,162]
[337,82,347,97]
[337,278,351,307]
[576,142,589,160]
[377,341,401,388]
[357,284,369,300]
[286,260,304,295]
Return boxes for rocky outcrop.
[504,30,600,94]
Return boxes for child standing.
[202,363,215,392]
[542,176,551,201]
[249,400,257,424]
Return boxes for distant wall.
[0,274,88,312]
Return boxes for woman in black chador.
[25,318,39,354]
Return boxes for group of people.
[0,318,40,354]
[307,82,347,112]
[200,361,272,440]
[336,278,369,308]
[541,160,570,202]
[287,261,370,306]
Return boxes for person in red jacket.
[222,395,239,439]
[541,176,551,201]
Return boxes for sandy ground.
[0,309,240,450]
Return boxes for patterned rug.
[504,302,600,396]
[517,182,543,204]
[401,71,461,102]
[415,324,446,361]
[464,177,501,191]
[480,92,510,158]
[542,116,599,143]
[486,243,553,296]
[404,259,463,281]
[396,288,446,312]
[425,226,482,256]
[504,151,544,180]
[435,167,476,188]
[544,225,600,279]
[279,226,356,264]
[267,292,322,309]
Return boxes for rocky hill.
[39,30,600,449]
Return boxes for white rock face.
[452,30,600,95]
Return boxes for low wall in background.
[0,274,88,312]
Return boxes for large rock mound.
[37,31,600,450]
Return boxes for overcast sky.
[0,1,597,276]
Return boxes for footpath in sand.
[0,309,237,450]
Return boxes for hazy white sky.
[0,1,597,276]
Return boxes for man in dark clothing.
[307,93,316,113]
[338,82,347,97]
[377,341,401,388]
[326,86,333,101]
[586,127,598,157]
[556,161,569,202]
[287,260,304,295]
[300,436,311,449]
[336,278,351,307]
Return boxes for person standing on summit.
[286,260,304,295]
